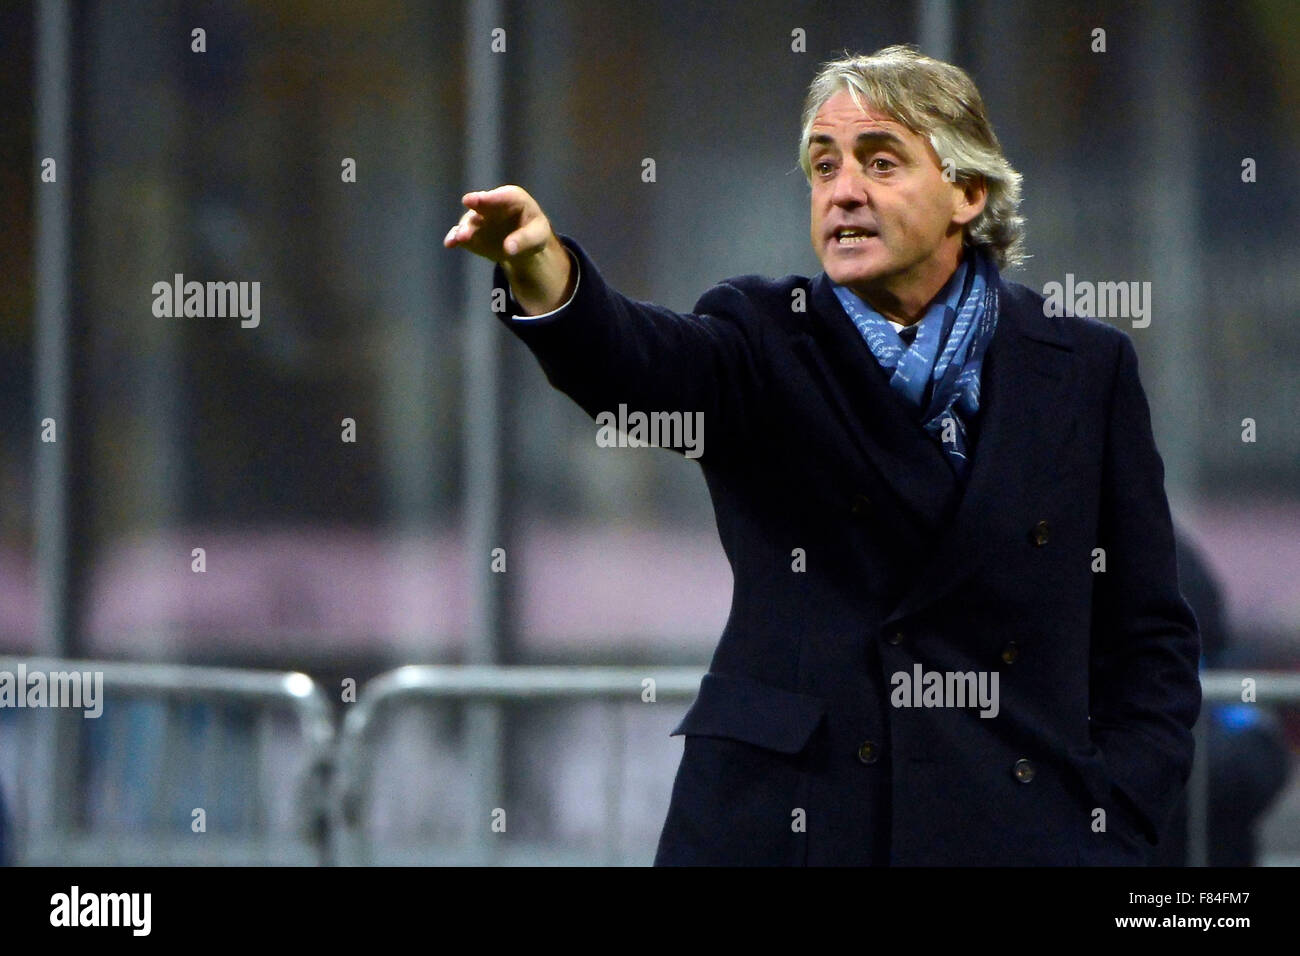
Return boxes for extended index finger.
[462,185,519,210]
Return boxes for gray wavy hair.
[798,44,1027,269]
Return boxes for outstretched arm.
[446,185,766,463]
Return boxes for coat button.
[1012,758,1036,783]
[857,740,880,765]
[886,629,905,645]
[850,493,872,517]
[1000,641,1020,664]
[1030,520,1050,546]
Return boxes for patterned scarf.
[831,247,1001,479]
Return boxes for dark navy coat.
[494,235,1202,866]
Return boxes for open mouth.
[832,227,879,246]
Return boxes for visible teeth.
[838,234,872,243]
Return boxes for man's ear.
[952,174,988,227]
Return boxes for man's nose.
[830,162,868,206]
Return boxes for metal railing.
[0,656,335,866]
[331,665,705,866]
[330,666,1300,866]
[1,660,1295,865]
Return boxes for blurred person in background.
[1154,527,1291,866]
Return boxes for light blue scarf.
[832,247,1001,479]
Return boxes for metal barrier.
[1,660,1295,865]
[331,665,705,865]
[0,656,335,866]
[331,666,1300,867]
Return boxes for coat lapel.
[799,271,959,537]
[800,271,1078,619]
[889,281,1078,621]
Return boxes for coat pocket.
[1069,742,1152,865]
[670,672,827,753]
[656,673,827,865]
[1069,742,1112,806]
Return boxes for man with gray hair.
[447,44,1200,866]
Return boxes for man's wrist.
[502,235,574,315]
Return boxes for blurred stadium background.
[1,0,1297,865]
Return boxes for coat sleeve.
[1089,332,1203,845]
[490,235,766,463]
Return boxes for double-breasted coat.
[493,235,1202,866]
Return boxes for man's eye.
[814,161,834,175]
[870,157,896,171]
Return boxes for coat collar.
[801,268,1079,620]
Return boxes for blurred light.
[284,672,314,699]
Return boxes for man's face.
[808,89,982,308]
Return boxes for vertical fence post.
[33,0,75,848]
[461,0,508,865]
